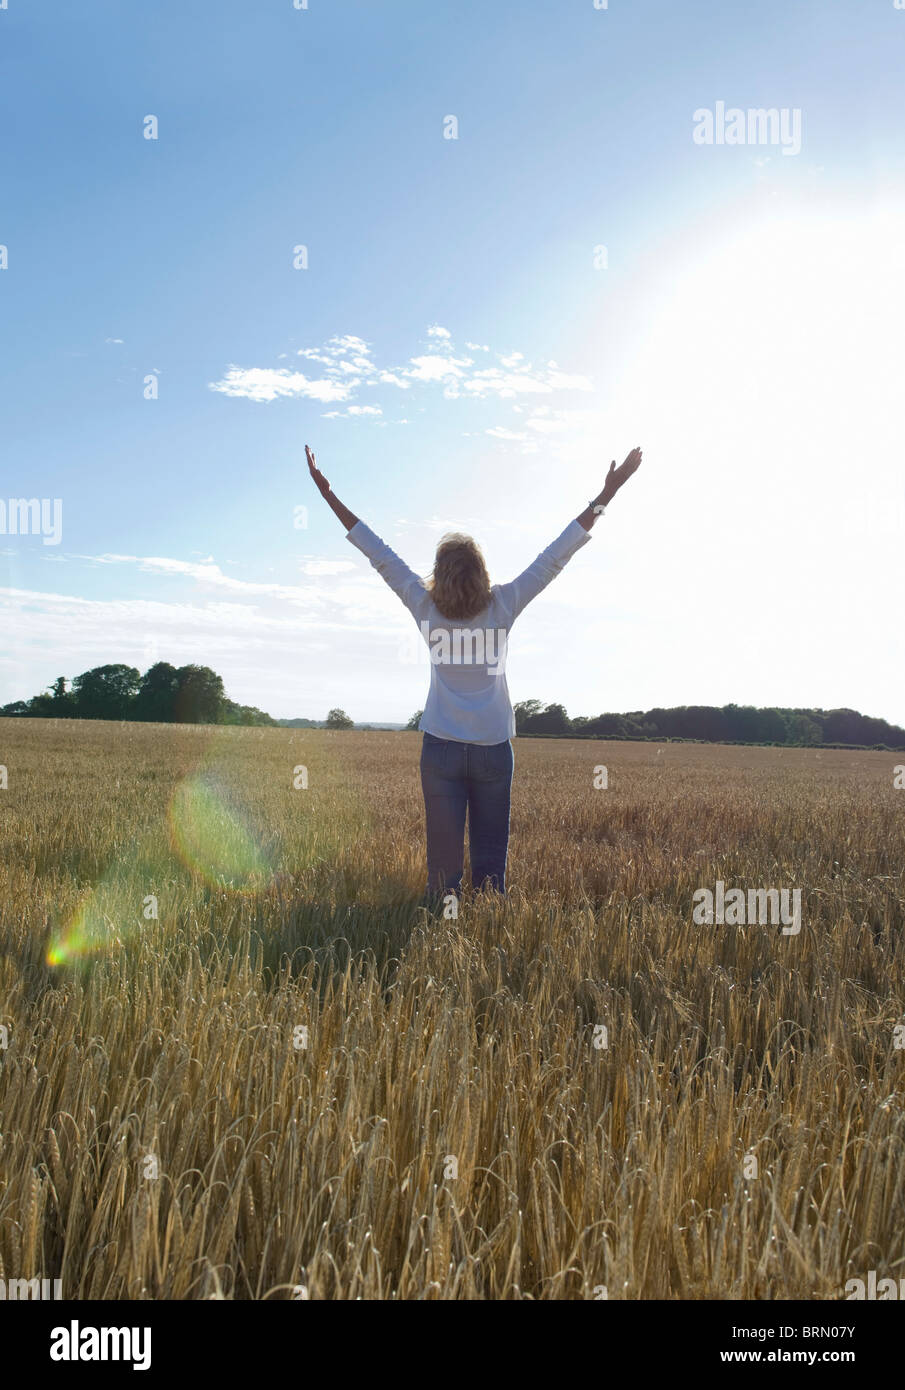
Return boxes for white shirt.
[346,519,592,745]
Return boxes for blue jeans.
[419,731,514,895]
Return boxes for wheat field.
[0,718,903,1299]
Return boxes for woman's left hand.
[600,446,642,505]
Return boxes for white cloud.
[0,580,428,718]
[63,551,430,627]
[297,349,336,365]
[299,335,372,361]
[84,553,325,606]
[322,404,383,418]
[299,559,357,576]
[328,334,371,355]
[525,408,597,434]
[486,426,530,441]
[405,353,472,384]
[461,365,593,399]
[209,328,595,419]
[209,366,352,404]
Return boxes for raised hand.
[305,445,360,531]
[600,446,642,506]
[306,444,331,498]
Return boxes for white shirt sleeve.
[493,520,592,624]
[345,521,432,620]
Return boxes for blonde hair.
[427,532,492,621]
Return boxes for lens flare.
[167,772,271,890]
[47,768,276,967]
[46,885,128,967]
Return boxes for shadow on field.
[177,879,434,995]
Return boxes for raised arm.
[306,444,429,620]
[576,445,642,531]
[306,445,359,531]
[495,446,643,622]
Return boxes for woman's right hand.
[305,444,360,531]
[306,444,332,498]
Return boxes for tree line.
[4,669,903,748]
[510,700,905,749]
[0,671,372,730]
[0,663,276,726]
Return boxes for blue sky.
[2,0,904,724]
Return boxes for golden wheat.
[0,719,902,1299]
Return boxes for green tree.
[221,700,276,726]
[514,699,543,728]
[515,701,571,735]
[404,710,423,730]
[785,713,822,746]
[326,708,354,729]
[582,712,635,738]
[21,676,75,719]
[134,662,180,722]
[72,664,141,720]
[0,701,29,716]
[172,665,225,724]
[530,702,571,735]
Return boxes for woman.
[306,443,642,898]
